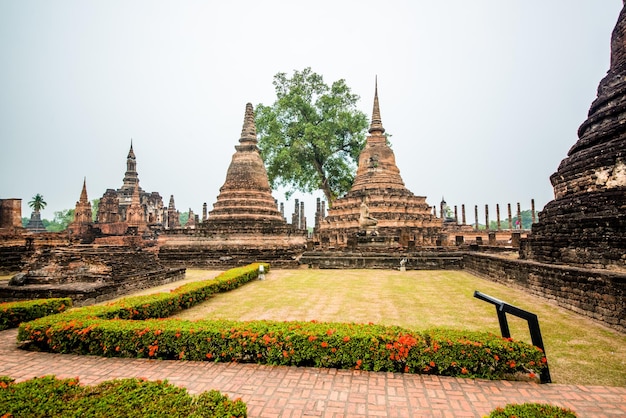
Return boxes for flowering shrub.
[0,298,71,330]
[0,375,247,417]
[17,263,546,380]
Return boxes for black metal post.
[474,290,551,383]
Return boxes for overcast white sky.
[0,1,622,224]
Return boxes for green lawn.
[172,268,626,387]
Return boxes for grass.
[170,268,626,387]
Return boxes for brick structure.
[522,5,626,270]
[67,179,93,238]
[0,199,22,230]
[97,143,164,228]
[159,103,305,267]
[201,103,291,235]
[317,82,442,248]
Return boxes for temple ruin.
[316,82,442,248]
[158,103,306,268]
[522,5,626,271]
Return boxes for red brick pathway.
[1,329,624,417]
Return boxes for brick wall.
[463,253,625,333]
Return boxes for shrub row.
[487,402,577,417]
[0,375,247,417]
[17,263,547,380]
[0,298,71,331]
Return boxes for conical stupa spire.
[240,103,257,143]
[79,177,89,204]
[128,139,135,159]
[368,77,385,134]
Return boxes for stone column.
[462,204,466,225]
[474,205,479,230]
[531,199,536,224]
[517,202,522,230]
[202,203,207,222]
[454,205,458,224]
[496,204,501,231]
[507,203,513,230]
[300,201,306,230]
[432,206,437,217]
[485,204,489,231]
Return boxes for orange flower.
[308,335,317,342]
[494,355,499,361]
[461,367,468,374]
[343,336,350,343]
[321,341,328,348]
[429,361,436,367]
[206,353,213,359]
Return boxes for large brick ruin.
[522,5,626,270]
[157,103,306,268]
[316,83,442,249]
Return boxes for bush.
[0,298,71,330]
[488,403,577,417]
[0,375,247,417]
[17,263,547,380]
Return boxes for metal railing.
[474,290,551,383]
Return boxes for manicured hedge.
[0,375,247,417]
[0,298,71,331]
[488,403,577,417]
[17,263,547,380]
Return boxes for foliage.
[0,298,71,331]
[0,375,247,417]
[44,209,75,232]
[179,211,189,227]
[28,193,46,213]
[487,403,577,417]
[488,210,538,230]
[91,198,100,222]
[255,67,369,204]
[17,265,546,381]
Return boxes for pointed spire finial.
[79,177,89,203]
[240,103,257,143]
[128,139,136,159]
[369,76,385,134]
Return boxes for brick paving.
[1,328,624,417]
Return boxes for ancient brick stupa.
[317,82,442,248]
[523,4,626,270]
[203,103,290,234]
[159,103,305,267]
[67,178,93,238]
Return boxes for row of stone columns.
[435,199,537,231]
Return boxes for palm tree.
[28,194,47,213]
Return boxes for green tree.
[28,194,47,213]
[91,198,100,222]
[45,209,74,232]
[179,211,189,227]
[255,68,369,205]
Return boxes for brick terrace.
[1,329,624,417]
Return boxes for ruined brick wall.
[0,199,22,229]
[463,253,625,333]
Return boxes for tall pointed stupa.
[523,4,626,269]
[203,103,290,234]
[318,81,442,247]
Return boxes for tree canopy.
[255,68,369,205]
[28,194,47,213]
